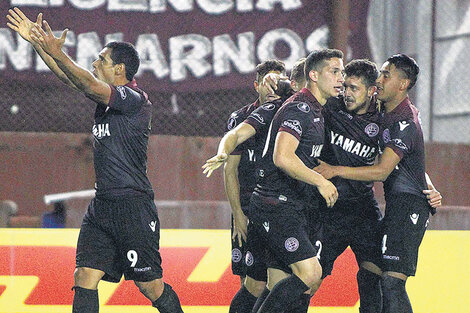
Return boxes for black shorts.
[381,193,430,276]
[248,198,318,270]
[243,220,268,282]
[76,195,162,283]
[231,210,248,277]
[318,197,383,278]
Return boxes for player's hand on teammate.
[30,19,68,57]
[317,179,338,208]
[262,72,289,95]
[423,188,442,209]
[202,153,228,177]
[6,7,42,44]
[232,209,248,247]
[314,160,338,180]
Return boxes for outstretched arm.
[30,19,111,104]
[315,147,400,182]
[202,122,256,177]
[6,8,77,89]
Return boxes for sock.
[229,285,258,313]
[257,275,310,313]
[357,268,382,313]
[251,287,270,313]
[152,283,184,313]
[72,286,99,313]
[382,275,412,313]
[285,293,311,313]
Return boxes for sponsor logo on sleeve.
[116,86,127,100]
[251,112,265,124]
[365,123,379,137]
[227,117,237,130]
[297,102,310,113]
[392,138,408,151]
[262,103,276,110]
[282,119,302,136]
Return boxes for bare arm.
[202,122,256,177]
[223,155,247,246]
[6,8,77,89]
[30,20,111,104]
[273,131,338,207]
[316,147,400,182]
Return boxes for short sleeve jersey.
[253,88,325,210]
[93,80,154,198]
[321,96,382,201]
[225,100,259,206]
[381,97,427,200]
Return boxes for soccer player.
[7,8,184,313]
[247,49,343,313]
[315,54,442,313]
[222,60,287,312]
[315,59,384,313]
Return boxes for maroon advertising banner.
[1,0,371,94]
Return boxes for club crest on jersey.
[227,117,237,130]
[282,120,302,136]
[116,86,127,100]
[365,123,379,137]
[262,103,276,110]
[245,251,254,266]
[383,129,391,143]
[92,123,110,139]
[232,248,242,262]
[297,102,310,113]
[285,237,299,252]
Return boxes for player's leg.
[120,196,184,312]
[134,278,183,313]
[255,209,320,313]
[73,198,121,313]
[351,198,384,313]
[380,193,430,313]
[230,219,267,313]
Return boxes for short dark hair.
[290,58,306,83]
[255,59,286,82]
[105,41,140,81]
[386,54,419,90]
[305,49,344,82]
[344,59,378,88]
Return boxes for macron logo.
[399,121,410,131]
[410,213,419,225]
[263,221,270,232]
[149,221,157,232]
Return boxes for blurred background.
[0,0,469,229]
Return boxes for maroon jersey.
[93,80,154,198]
[226,100,260,207]
[321,96,382,201]
[252,88,325,210]
[381,97,427,201]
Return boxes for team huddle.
[7,6,442,313]
[202,51,442,313]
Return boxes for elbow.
[273,153,288,172]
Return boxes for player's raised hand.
[314,160,338,180]
[261,72,289,95]
[6,7,42,43]
[30,20,68,57]
[202,153,228,177]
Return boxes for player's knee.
[135,278,164,301]
[290,258,322,287]
[244,276,266,297]
[357,267,381,288]
[382,274,406,296]
[73,267,104,289]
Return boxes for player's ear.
[308,70,318,82]
[254,80,259,93]
[115,63,125,76]
[400,79,410,91]
[368,85,377,97]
